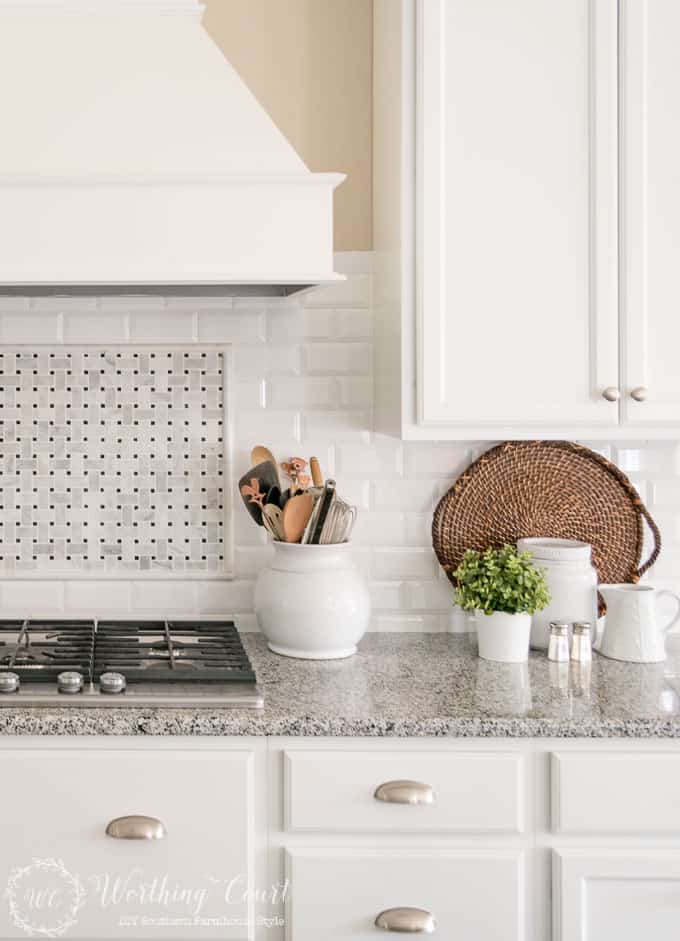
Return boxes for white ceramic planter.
[475,610,532,663]
[253,542,371,659]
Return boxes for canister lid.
[517,537,592,562]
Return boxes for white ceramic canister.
[516,537,599,651]
[254,541,371,659]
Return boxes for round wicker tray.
[432,440,661,587]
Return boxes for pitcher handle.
[656,590,680,633]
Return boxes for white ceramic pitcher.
[597,585,680,663]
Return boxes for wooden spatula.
[282,492,315,543]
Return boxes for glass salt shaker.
[548,622,570,662]
[570,622,592,663]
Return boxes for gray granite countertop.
[2,633,680,737]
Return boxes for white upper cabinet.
[374,0,680,439]
[418,0,618,430]
[620,0,680,427]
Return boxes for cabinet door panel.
[418,0,619,428]
[0,748,255,939]
[554,850,680,941]
[621,0,680,425]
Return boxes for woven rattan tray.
[432,441,661,587]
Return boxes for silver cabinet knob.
[602,386,620,402]
[105,815,166,840]
[630,386,648,402]
[0,672,19,694]
[57,671,83,694]
[373,780,434,805]
[375,907,436,933]
[99,672,126,695]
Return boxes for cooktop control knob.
[0,672,19,694]
[99,672,126,695]
[57,671,84,695]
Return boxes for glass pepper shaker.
[548,621,570,662]
[570,622,593,663]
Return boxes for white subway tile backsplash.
[336,439,402,477]
[130,310,197,342]
[62,312,128,343]
[130,581,196,612]
[234,410,300,443]
[233,344,301,379]
[2,253,679,634]
[1,580,65,613]
[64,580,133,612]
[198,309,266,343]
[338,376,372,408]
[300,410,371,443]
[0,314,61,343]
[652,479,680,506]
[403,443,472,477]
[372,479,437,513]
[268,376,338,409]
[334,309,373,339]
[303,342,371,374]
[373,548,438,580]
[267,308,335,341]
[406,578,456,610]
[352,512,405,546]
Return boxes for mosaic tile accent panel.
[0,348,226,574]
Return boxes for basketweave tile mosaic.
[0,348,227,574]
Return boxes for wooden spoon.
[309,456,323,488]
[282,492,315,543]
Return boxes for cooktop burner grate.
[0,620,95,682]
[93,620,255,683]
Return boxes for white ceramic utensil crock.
[517,537,599,650]
[597,584,680,663]
[254,542,370,659]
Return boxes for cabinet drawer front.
[555,850,680,941]
[0,748,254,939]
[286,848,523,941]
[284,750,524,832]
[552,752,680,833]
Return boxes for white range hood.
[0,0,344,296]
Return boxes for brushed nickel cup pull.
[630,386,648,402]
[375,907,436,933]
[373,780,434,805]
[602,386,620,402]
[105,815,166,840]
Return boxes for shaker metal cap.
[572,621,592,634]
[549,621,569,634]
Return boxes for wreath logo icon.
[5,858,84,937]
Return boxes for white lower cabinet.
[0,742,261,940]
[554,850,680,941]
[1,738,679,940]
[285,848,524,940]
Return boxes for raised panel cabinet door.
[417,0,619,429]
[620,0,680,425]
[286,848,525,941]
[554,850,680,941]
[0,748,255,940]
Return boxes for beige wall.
[203,0,372,251]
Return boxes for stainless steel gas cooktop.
[0,619,263,708]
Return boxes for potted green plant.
[454,545,550,662]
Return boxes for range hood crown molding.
[0,0,344,297]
